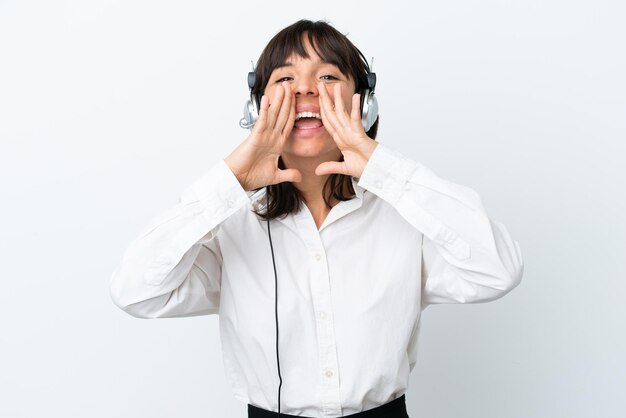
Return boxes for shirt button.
[314,253,321,261]
[226,198,234,208]
[319,311,327,320]
[375,181,383,189]
[325,369,333,378]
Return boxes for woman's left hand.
[315,82,378,179]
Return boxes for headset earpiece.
[360,71,378,132]
[247,71,256,90]
[240,71,260,129]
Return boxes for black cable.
[267,216,282,418]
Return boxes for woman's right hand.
[224,82,301,191]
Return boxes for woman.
[110,19,524,418]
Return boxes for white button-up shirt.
[109,142,523,418]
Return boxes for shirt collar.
[249,177,366,212]
[351,176,366,200]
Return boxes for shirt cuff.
[356,142,418,206]
[181,159,251,210]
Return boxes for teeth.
[295,111,321,120]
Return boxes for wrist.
[354,139,378,178]
[224,155,249,191]
[359,139,378,160]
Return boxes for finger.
[266,85,285,129]
[319,100,336,137]
[281,88,296,138]
[253,95,269,132]
[273,168,302,184]
[317,82,331,129]
[351,93,362,125]
[318,82,339,132]
[319,99,333,136]
[274,83,293,132]
[333,83,354,131]
[333,83,347,118]
[315,161,348,176]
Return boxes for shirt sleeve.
[109,160,251,319]
[356,142,524,308]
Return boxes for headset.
[243,58,378,418]
[239,58,378,132]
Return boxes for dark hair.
[252,19,379,221]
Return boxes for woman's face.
[263,40,356,162]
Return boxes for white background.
[1,0,624,417]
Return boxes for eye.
[275,76,292,83]
[320,75,339,81]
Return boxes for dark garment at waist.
[248,394,409,418]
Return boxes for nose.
[293,77,318,97]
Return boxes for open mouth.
[294,111,323,130]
